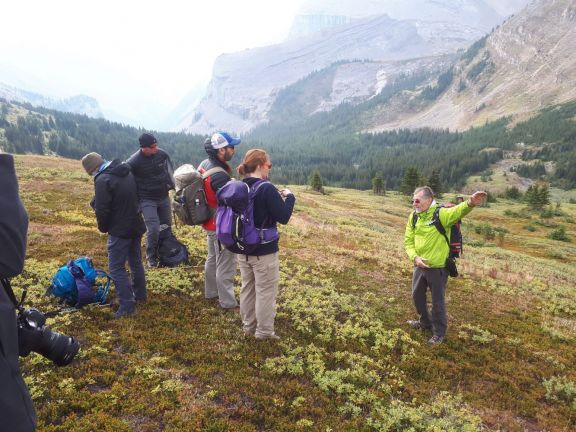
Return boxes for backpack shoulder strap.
[251,180,270,194]
[431,207,450,247]
[67,260,85,278]
[201,166,226,180]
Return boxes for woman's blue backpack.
[46,257,111,308]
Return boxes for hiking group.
[1,137,486,430]
[78,131,486,344]
[81,132,295,341]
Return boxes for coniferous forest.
[1,96,576,191]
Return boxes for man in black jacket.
[126,133,175,267]
[82,152,147,318]
[0,152,36,431]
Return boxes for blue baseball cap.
[211,132,241,149]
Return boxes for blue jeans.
[107,235,146,312]
[140,197,172,266]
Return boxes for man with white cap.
[197,132,241,311]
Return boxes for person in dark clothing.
[125,133,175,267]
[0,152,36,432]
[197,132,241,310]
[236,149,295,340]
[82,152,147,318]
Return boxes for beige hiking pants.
[238,252,280,338]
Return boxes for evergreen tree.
[536,183,550,208]
[372,174,385,195]
[400,167,420,195]
[427,169,442,198]
[310,170,324,193]
[524,183,550,210]
[504,186,522,200]
[524,185,536,208]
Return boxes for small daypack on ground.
[412,203,463,277]
[216,180,279,254]
[157,224,189,267]
[46,257,111,308]
[172,164,225,225]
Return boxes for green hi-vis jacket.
[404,201,473,268]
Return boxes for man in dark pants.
[82,152,147,318]
[404,186,486,345]
[198,132,241,310]
[126,133,175,267]
[0,152,36,431]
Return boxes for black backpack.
[157,225,189,267]
[412,204,462,277]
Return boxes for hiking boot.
[406,320,431,331]
[221,306,240,313]
[427,335,444,346]
[255,334,280,341]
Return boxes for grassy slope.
[11,155,576,431]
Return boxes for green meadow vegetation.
[11,155,576,431]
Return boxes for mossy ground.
[11,155,576,431]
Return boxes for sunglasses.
[411,199,421,204]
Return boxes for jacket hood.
[106,159,130,177]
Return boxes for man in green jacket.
[404,186,487,345]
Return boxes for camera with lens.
[17,307,80,366]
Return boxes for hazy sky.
[1,0,304,125]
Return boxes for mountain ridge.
[0,82,103,118]
[367,0,576,132]
[183,0,531,134]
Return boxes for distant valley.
[2,0,575,197]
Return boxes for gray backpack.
[172,165,225,225]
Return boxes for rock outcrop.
[367,0,576,132]
[184,0,531,134]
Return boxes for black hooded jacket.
[93,160,146,238]
[0,153,36,432]
[125,148,174,201]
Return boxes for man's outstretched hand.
[468,191,487,207]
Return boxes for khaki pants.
[205,231,238,309]
[238,252,280,338]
